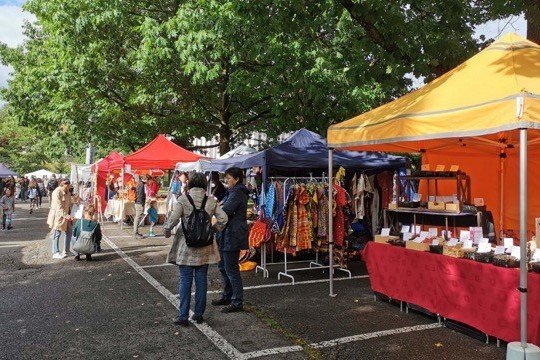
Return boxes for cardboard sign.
[478,242,492,253]
[447,238,459,246]
[463,240,473,249]
[401,225,410,233]
[428,228,438,237]
[435,165,445,172]
[441,230,452,239]
[494,246,505,255]
[421,164,430,171]
[419,231,429,240]
[478,238,489,245]
[511,247,521,260]
[469,227,484,244]
[504,238,514,249]
[381,228,391,236]
[460,230,471,242]
[403,232,413,241]
[532,249,540,262]
[432,239,440,246]
[413,237,425,243]
[414,225,422,234]
[450,165,459,172]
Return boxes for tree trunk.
[526,1,540,44]
[218,123,232,155]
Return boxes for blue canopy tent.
[0,163,17,177]
[210,128,407,173]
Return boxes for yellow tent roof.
[327,33,540,152]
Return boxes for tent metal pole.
[120,165,125,230]
[500,151,505,238]
[328,148,336,297]
[519,128,527,349]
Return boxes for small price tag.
[381,228,390,236]
[463,240,473,249]
[478,243,492,253]
[441,230,452,239]
[401,225,410,234]
[414,225,422,234]
[532,249,540,262]
[432,239,440,246]
[413,237,424,243]
[511,247,521,260]
[403,232,413,241]
[419,231,429,240]
[428,228,438,237]
[503,238,514,249]
[460,230,471,242]
[494,246,505,255]
[447,238,459,246]
[478,238,489,245]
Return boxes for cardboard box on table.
[374,235,399,244]
[428,202,446,211]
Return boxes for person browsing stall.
[163,172,228,326]
[212,167,250,313]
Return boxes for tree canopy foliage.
[0,0,526,157]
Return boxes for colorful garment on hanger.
[295,184,312,251]
[333,184,348,247]
[376,171,394,209]
[317,186,328,239]
[264,183,276,218]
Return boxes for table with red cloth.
[362,241,540,345]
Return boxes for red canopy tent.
[110,134,203,170]
[91,151,126,211]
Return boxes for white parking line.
[104,236,243,360]
[141,263,174,269]
[12,217,47,221]
[241,323,443,359]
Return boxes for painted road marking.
[104,236,243,360]
[12,217,47,221]
[141,263,175,269]
[241,323,443,359]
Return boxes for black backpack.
[181,194,214,248]
[48,179,58,191]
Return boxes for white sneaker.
[52,253,63,259]
[61,251,68,258]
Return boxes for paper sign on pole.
[381,228,391,236]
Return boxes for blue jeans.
[218,250,243,308]
[52,222,73,254]
[178,265,208,320]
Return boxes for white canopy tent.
[25,169,56,179]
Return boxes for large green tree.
[0,0,525,155]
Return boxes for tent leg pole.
[328,148,336,297]
[519,129,527,349]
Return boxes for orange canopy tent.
[327,33,540,237]
[327,33,540,350]
[110,134,204,170]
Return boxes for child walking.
[27,182,39,214]
[1,188,15,230]
[147,200,158,237]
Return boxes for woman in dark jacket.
[212,167,250,313]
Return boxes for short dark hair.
[188,172,207,190]
[225,167,244,182]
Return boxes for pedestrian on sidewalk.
[133,176,146,239]
[47,179,73,259]
[212,167,250,313]
[1,188,15,230]
[37,178,45,207]
[27,181,39,214]
[72,205,102,261]
[164,172,228,326]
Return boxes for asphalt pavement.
[0,199,507,360]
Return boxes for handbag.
[248,209,271,248]
[73,219,98,254]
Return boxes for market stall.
[327,33,540,352]
[0,163,17,177]
[175,145,256,173]
[210,128,407,282]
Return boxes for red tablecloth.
[363,242,540,345]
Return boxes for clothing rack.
[255,175,351,284]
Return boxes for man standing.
[133,176,146,239]
[47,179,73,259]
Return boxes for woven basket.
[530,262,540,274]
[474,251,493,264]
[429,245,444,254]
[463,248,476,260]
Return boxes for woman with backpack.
[72,205,102,261]
[163,172,228,326]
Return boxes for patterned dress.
[295,185,312,251]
